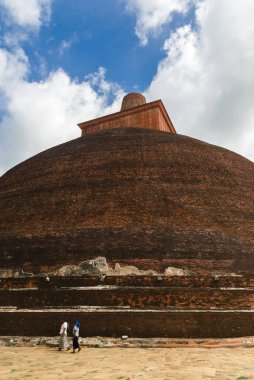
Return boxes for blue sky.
[0,0,254,175]
[1,0,195,91]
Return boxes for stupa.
[0,93,253,338]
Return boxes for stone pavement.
[0,346,254,379]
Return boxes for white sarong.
[59,334,69,349]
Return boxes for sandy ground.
[0,346,253,380]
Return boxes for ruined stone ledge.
[1,308,254,312]
[1,275,253,290]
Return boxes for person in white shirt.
[58,320,70,351]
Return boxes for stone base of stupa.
[1,275,253,337]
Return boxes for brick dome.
[0,127,253,274]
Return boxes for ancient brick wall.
[1,287,253,309]
[0,310,253,338]
[0,228,253,274]
[1,275,253,337]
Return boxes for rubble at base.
[0,257,200,278]
[0,257,245,279]
[0,336,254,349]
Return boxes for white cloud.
[126,0,191,45]
[146,0,254,162]
[0,0,52,28]
[0,48,124,175]
[59,33,79,56]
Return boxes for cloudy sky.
[0,0,253,175]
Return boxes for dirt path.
[0,346,253,379]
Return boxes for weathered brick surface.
[0,128,253,274]
[0,310,253,338]
[0,287,253,310]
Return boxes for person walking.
[72,320,81,353]
[58,320,70,351]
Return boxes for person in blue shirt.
[72,320,81,353]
